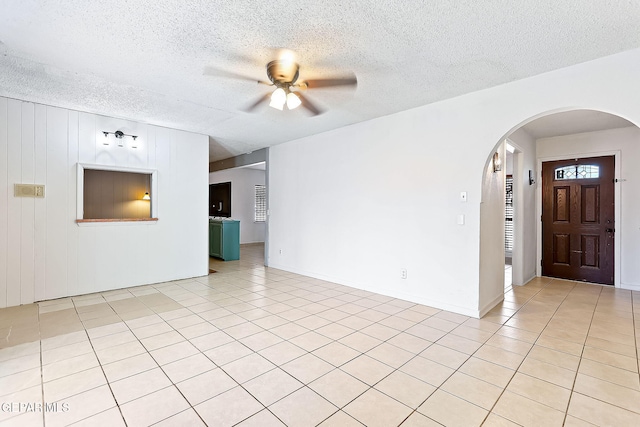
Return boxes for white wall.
[0,97,209,308]
[209,167,265,244]
[268,48,640,317]
[536,126,640,290]
[508,129,538,285]
[479,142,506,314]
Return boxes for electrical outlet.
[401,268,407,279]
[460,191,467,202]
[279,249,283,255]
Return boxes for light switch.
[457,214,465,225]
[460,192,467,202]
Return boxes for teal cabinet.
[209,220,240,261]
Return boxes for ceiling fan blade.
[301,75,357,89]
[203,66,271,85]
[296,93,323,116]
[243,93,271,112]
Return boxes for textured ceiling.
[1,1,639,162]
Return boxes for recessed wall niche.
[77,164,157,223]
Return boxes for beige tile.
[259,340,307,365]
[150,340,199,365]
[289,331,333,352]
[0,368,41,396]
[162,352,216,383]
[339,331,383,353]
[195,386,263,427]
[517,356,576,389]
[153,408,206,427]
[269,386,337,427]
[140,330,185,351]
[189,330,235,352]
[418,390,488,427]
[203,341,253,366]
[486,333,533,355]
[40,331,88,352]
[42,352,100,382]
[120,385,189,427]
[282,353,334,384]
[492,390,565,427]
[567,392,640,426]
[481,413,521,427]
[177,367,238,405]
[111,367,172,404]
[527,345,580,370]
[309,368,369,407]
[578,358,640,391]
[69,407,126,427]
[102,352,158,382]
[239,330,283,351]
[533,334,583,357]
[317,410,365,427]
[582,346,638,372]
[89,330,137,350]
[420,343,469,369]
[95,339,147,365]
[237,409,287,427]
[343,388,412,427]
[131,321,173,339]
[405,324,447,342]
[0,352,40,378]
[562,415,598,427]
[0,385,41,423]
[270,322,310,340]
[44,366,106,402]
[224,321,264,340]
[441,371,502,410]
[400,355,455,387]
[387,332,432,354]
[244,368,303,406]
[223,353,276,383]
[45,385,116,427]
[400,412,442,426]
[340,355,394,386]
[313,341,361,367]
[473,344,525,370]
[374,370,435,409]
[365,342,414,368]
[506,372,571,412]
[573,373,640,413]
[316,323,355,340]
[458,357,515,388]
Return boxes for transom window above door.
[554,164,600,180]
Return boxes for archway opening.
[478,109,638,317]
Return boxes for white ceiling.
[521,110,635,139]
[1,1,639,162]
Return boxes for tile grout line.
[560,284,602,426]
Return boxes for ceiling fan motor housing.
[266,60,300,86]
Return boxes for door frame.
[536,149,621,287]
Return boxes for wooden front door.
[542,156,614,285]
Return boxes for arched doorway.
[479,109,638,316]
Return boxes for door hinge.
[540,259,543,266]
[540,215,543,222]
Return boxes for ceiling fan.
[204,51,357,116]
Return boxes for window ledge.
[76,218,158,225]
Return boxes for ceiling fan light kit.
[206,53,357,116]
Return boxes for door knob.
[605,228,615,233]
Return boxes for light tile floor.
[1,243,639,426]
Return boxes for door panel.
[542,156,614,285]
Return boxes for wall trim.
[478,293,505,318]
